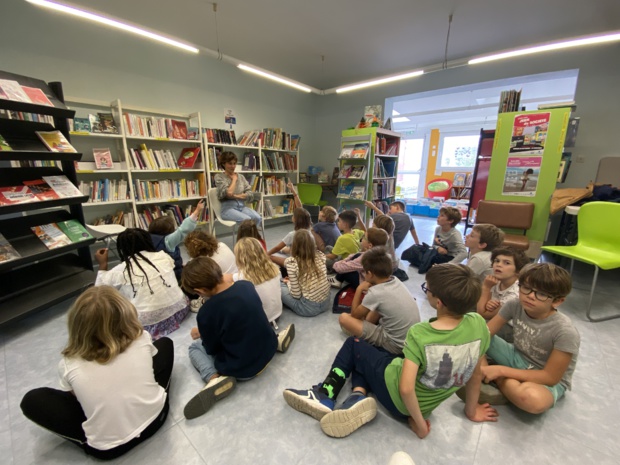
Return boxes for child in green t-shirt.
[325,209,365,271]
[283,264,498,438]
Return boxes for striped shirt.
[284,252,330,303]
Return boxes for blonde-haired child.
[281,230,331,317]
[21,286,173,460]
[268,207,313,267]
[237,219,267,250]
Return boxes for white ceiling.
[49,0,620,90]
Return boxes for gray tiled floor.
[1,217,619,465]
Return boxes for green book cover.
[57,220,93,243]
[0,133,11,151]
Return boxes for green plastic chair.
[541,201,620,322]
[297,183,327,207]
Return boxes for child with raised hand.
[480,263,580,415]
[236,219,267,251]
[283,264,497,438]
[181,257,277,420]
[338,247,420,355]
[94,228,189,339]
[281,229,331,317]
[21,286,173,460]
[148,199,205,281]
[184,229,238,274]
[464,223,505,279]
[234,237,295,352]
[365,200,419,249]
[268,207,313,267]
[330,227,388,288]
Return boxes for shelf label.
[155,137,170,141]
[77,170,94,173]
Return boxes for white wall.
[315,43,620,189]
[1,1,318,167]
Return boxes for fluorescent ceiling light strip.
[469,32,620,64]
[336,70,424,94]
[25,0,199,53]
[237,64,312,93]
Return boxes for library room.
[1,1,619,464]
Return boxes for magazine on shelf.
[72,118,91,132]
[42,175,83,198]
[453,172,467,188]
[97,113,119,134]
[177,147,201,169]
[93,148,113,170]
[35,130,77,153]
[350,186,366,200]
[57,220,93,243]
[31,223,72,250]
[23,179,60,200]
[187,127,200,140]
[0,233,21,263]
[339,145,355,159]
[0,186,38,205]
[20,86,53,106]
[0,79,31,103]
[169,119,188,139]
[349,165,367,179]
[350,143,369,159]
[337,181,355,198]
[0,134,11,151]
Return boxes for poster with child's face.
[502,156,542,197]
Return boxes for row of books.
[498,89,522,113]
[0,78,55,106]
[452,172,473,188]
[262,152,298,171]
[340,164,367,180]
[129,145,201,170]
[238,129,300,150]
[70,113,119,135]
[204,128,237,145]
[9,159,57,168]
[136,203,207,230]
[372,179,396,200]
[245,174,263,193]
[374,158,396,178]
[242,152,259,171]
[132,178,203,202]
[337,181,366,200]
[78,179,130,203]
[263,176,290,195]
[340,143,369,160]
[0,110,54,125]
[92,211,135,228]
[123,113,198,140]
[0,175,82,206]
[375,136,398,155]
[262,199,294,218]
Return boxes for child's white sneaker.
[327,274,343,289]
[190,298,203,313]
[277,324,295,353]
[184,376,236,420]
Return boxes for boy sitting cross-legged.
[338,247,420,355]
[479,263,580,414]
[283,264,498,438]
[325,209,366,271]
[464,223,505,279]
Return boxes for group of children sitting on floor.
[19,194,581,459]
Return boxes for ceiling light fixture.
[335,70,424,94]
[469,31,620,65]
[237,64,312,93]
[25,0,199,53]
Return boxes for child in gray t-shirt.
[338,247,420,354]
[483,263,580,415]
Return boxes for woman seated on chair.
[214,151,262,225]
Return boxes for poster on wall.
[502,156,542,197]
[509,112,550,155]
[224,108,236,125]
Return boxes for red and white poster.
[502,156,542,197]
[509,112,550,155]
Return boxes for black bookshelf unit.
[0,70,95,326]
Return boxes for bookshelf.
[204,131,299,229]
[337,128,401,223]
[67,98,207,230]
[0,71,96,325]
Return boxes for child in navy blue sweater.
[181,256,277,420]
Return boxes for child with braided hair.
[94,228,189,339]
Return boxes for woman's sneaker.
[277,324,295,353]
[319,392,377,438]
[184,376,236,420]
[283,385,335,420]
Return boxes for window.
[396,137,425,198]
[438,132,479,170]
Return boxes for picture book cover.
[97,113,119,134]
[0,133,11,151]
[453,172,467,188]
[31,223,72,250]
[351,143,369,159]
[169,119,188,140]
[350,185,366,200]
[0,186,38,205]
[339,145,355,159]
[340,165,353,178]
[42,175,83,198]
[89,114,102,132]
[23,179,60,201]
[0,233,21,263]
[21,86,53,106]
[187,127,200,140]
[0,79,31,103]
[73,117,91,133]
[93,148,113,169]
[291,135,301,151]
[57,219,93,243]
[177,147,201,169]
[350,165,367,179]
[35,130,77,153]
[338,181,355,198]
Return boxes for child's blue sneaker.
[283,385,335,420]
[320,392,377,438]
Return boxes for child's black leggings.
[20,337,174,461]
